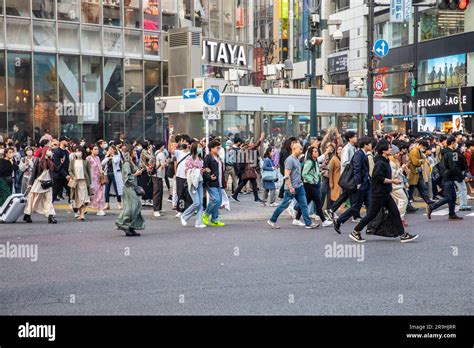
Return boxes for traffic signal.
[438,0,469,9]
[440,86,448,104]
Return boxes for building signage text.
[202,40,247,67]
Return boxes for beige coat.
[68,159,92,200]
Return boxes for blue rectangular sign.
[182,88,197,99]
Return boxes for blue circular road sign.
[374,39,390,58]
[203,88,221,106]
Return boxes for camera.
[332,29,343,43]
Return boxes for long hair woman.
[86,145,106,216]
[180,141,206,228]
[115,145,145,236]
[19,147,36,194]
[101,144,124,210]
[69,146,92,221]
[23,146,57,223]
[0,147,17,206]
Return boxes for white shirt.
[175,149,189,179]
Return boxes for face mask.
[26,150,33,156]
[197,148,203,156]
[75,152,82,158]
[46,150,53,157]
[136,146,142,151]
[102,144,108,149]
[80,142,85,146]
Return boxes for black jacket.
[352,149,370,190]
[442,147,464,182]
[203,154,223,188]
[0,159,17,179]
[370,155,392,197]
[52,147,70,179]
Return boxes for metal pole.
[310,14,318,137]
[412,6,419,136]
[367,0,374,137]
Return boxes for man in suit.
[333,137,372,234]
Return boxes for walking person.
[453,133,471,211]
[0,147,17,206]
[86,145,106,216]
[224,140,238,194]
[174,137,192,218]
[350,140,418,243]
[389,146,409,227]
[139,141,154,207]
[407,140,435,205]
[261,146,277,207]
[181,142,206,228]
[115,145,145,236]
[202,140,226,227]
[102,145,123,210]
[293,146,332,227]
[151,140,167,217]
[23,146,57,224]
[267,142,319,229]
[327,144,343,212]
[426,136,466,221]
[69,146,92,221]
[18,147,36,194]
[52,136,70,202]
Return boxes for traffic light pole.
[367,0,375,137]
[309,13,319,138]
[411,6,420,136]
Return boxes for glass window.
[58,22,80,53]
[103,57,124,140]
[178,0,192,27]
[0,18,4,48]
[32,0,55,19]
[236,0,248,43]
[6,18,31,50]
[144,60,162,140]
[335,30,350,52]
[81,56,101,130]
[57,0,80,21]
[195,0,207,28]
[123,0,140,28]
[58,55,82,139]
[82,25,102,54]
[208,0,219,38]
[34,53,58,139]
[124,29,142,56]
[144,31,159,56]
[104,27,123,55]
[33,21,57,50]
[125,59,143,139]
[7,53,33,139]
[223,0,234,40]
[5,0,30,16]
[162,0,178,31]
[335,0,350,12]
[82,0,101,24]
[375,20,412,48]
[103,0,121,26]
[143,0,158,30]
[420,9,465,42]
[0,0,3,15]
[0,52,6,136]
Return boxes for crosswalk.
[422,207,474,217]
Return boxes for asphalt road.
[0,194,472,315]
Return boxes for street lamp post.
[308,11,322,137]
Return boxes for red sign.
[374,114,383,121]
[374,78,384,92]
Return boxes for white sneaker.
[153,211,161,217]
[267,220,280,229]
[309,214,318,220]
[117,203,122,210]
[305,222,320,229]
[292,219,305,227]
[270,203,278,207]
[74,213,80,218]
[147,200,153,206]
[96,210,106,216]
[322,220,333,227]
[180,216,188,226]
[195,223,207,228]
[287,207,296,219]
[175,212,182,218]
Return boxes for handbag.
[40,180,53,190]
[338,161,356,191]
[67,177,77,188]
[99,171,109,185]
[262,169,278,182]
[134,185,146,196]
[242,164,257,180]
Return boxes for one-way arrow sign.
[182,88,197,99]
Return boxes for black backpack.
[338,160,356,191]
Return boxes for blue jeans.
[430,180,456,216]
[182,182,204,225]
[455,180,469,208]
[270,186,312,226]
[408,176,430,203]
[205,187,222,222]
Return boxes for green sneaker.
[210,220,225,227]
[202,213,209,226]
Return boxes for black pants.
[140,171,153,201]
[152,177,163,212]
[338,186,370,223]
[296,182,326,222]
[330,188,352,212]
[354,194,404,235]
[52,176,67,202]
[234,178,259,200]
[176,177,192,213]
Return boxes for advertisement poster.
[418,54,466,91]
[452,115,463,133]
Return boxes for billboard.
[418,54,466,91]
[452,115,463,133]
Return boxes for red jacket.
[465,150,474,176]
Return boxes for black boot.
[129,227,141,237]
[406,203,418,213]
[23,214,32,223]
[48,215,57,224]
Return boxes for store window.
[0,18,4,48]
[104,27,123,55]
[178,0,192,27]
[57,0,80,21]
[335,0,350,12]
[34,53,58,138]
[7,53,33,138]
[195,0,207,29]
[144,60,162,140]
[7,18,31,50]
[0,52,6,136]
[82,25,102,54]
[32,0,55,18]
[420,9,465,41]
[104,58,124,140]
[143,0,158,30]
[208,0,220,38]
[125,59,144,139]
[162,0,178,31]
[33,21,57,50]
[59,23,80,53]
[5,0,30,16]
[223,0,235,41]
[82,56,102,140]
[335,31,349,52]
[82,0,101,24]
[103,0,121,26]
[144,31,159,56]
[58,55,82,139]
[375,20,411,48]
[236,0,248,43]
[123,0,140,28]
[125,30,142,56]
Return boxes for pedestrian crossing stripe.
[423,207,473,216]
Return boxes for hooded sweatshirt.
[371,155,392,197]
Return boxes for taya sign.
[202,40,247,67]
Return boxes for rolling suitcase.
[0,193,27,223]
